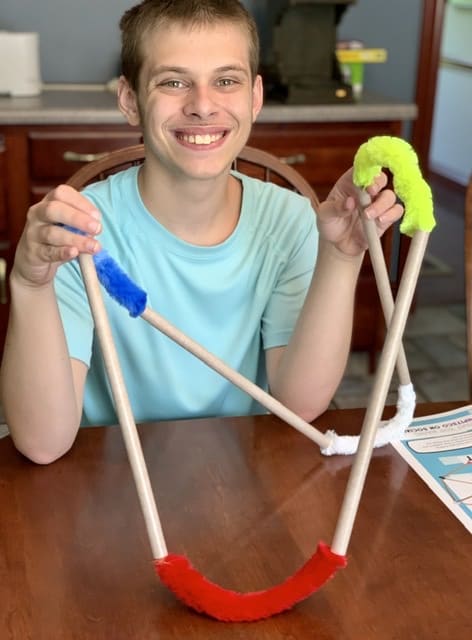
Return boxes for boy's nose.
[183,86,218,119]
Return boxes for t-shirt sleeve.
[261,199,318,350]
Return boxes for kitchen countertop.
[0,87,417,125]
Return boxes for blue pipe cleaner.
[93,249,147,318]
[62,225,147,317]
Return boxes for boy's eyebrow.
[149,64,250,77]
[214,64,249,76]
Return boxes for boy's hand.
[12,185,102,288]
[317,168,404,257]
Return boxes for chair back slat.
[67,144,320,211]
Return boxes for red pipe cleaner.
[155,541,347,622]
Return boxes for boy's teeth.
[182,133,222,145]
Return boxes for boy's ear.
[252,74,263,123]
[117,76,141,126]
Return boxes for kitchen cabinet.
[249,120,403,198]
[0,89,417,365]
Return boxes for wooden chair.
[465,174,472,398]
[66,143,320,210]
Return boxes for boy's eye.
[217,78,237,87]
[160,79,185,89]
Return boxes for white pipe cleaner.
[321,383,416,456]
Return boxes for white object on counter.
[0,32,42,97]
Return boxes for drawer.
[29,130,142,181]
[250,131,355,183]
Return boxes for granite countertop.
[0,87,417,126]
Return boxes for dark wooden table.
[1,403,470,639]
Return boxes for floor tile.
[448,304,467,322]
[411,334,467,368]
[412,367,469,403]
[403,338,437,371]
[448,331,467,350]
[405,305,465,337]
[333,302,469,409]
[344,351,370,376]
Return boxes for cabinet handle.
[63,151,108,163]
[279,153,306,166]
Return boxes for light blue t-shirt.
[55,166,318,425]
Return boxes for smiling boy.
[0,0,402,464]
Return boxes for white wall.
[337,0,423,102]
[1,0,131,83]
[1,0,422,104]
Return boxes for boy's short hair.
[119,0,260,91]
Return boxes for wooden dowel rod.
[79,254,168,560]
[331,230,429,556]
[140,307,332,450]
[359,190,411,385]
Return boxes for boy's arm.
[0,185,102,463]
[1,274,88,463]
[266,239,362,421]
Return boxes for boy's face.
[119,21,263,181]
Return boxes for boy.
[0,0,402,463]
